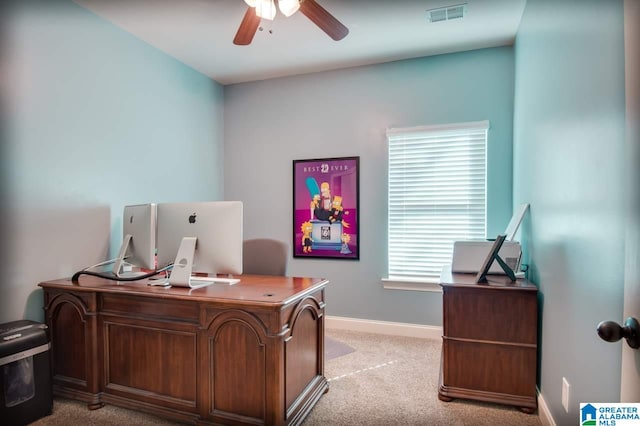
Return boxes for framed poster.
[293,157,359,260]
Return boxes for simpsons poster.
[293,157,359,259]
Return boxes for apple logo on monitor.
[189,213,197,224]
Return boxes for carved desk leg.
[45,290,102,409]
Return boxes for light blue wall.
[513,0,626,422]
[5,0,631,416]
[224,47,515,325]
[0,0,225,323]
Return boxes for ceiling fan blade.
[233,7,261,45]
[299,0,349,41]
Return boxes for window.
[386,121,489,283]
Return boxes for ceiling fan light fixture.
[278,0,300,17]
[255,0,276,20]
[234,0,349,45]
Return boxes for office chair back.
[242,238,290,276]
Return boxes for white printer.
[451,204,529,275]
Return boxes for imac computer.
[156,201,243,288]
[112,203,157,277]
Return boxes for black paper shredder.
[0,320,53,425]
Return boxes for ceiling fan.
[234,0,349,46]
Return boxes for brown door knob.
[597,317,640,349]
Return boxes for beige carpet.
[303,329,541,425]
[31,329,541,425]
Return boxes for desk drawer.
[100,294,199,323]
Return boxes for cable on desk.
[72,264,173,283]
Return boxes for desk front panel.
[41,276,328,425]
[102,316,199,411]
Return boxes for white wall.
[622,0,640,403]
[0,0,225,323]
[513,0,626,421]
[224,47,515,325]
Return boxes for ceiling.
[72,0,526,85]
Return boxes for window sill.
[381,278,442,293]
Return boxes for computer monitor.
[112,203,157,277]
[156,201,243,287]
[504,203,529,241]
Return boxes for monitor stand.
[112,234,132,277]
[474,234,517,284]
[168,237,239,288]
[475,253,517,283]
[493,254,517,281]
[112,234,149,278]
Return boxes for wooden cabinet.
[438,267,538,413]
[40,274,328,425]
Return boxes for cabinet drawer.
[443,339,536,398]
[443,287,537,344]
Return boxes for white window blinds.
[386,121,489,281]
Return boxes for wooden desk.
[438,266,538,413]
[39,274,328,425]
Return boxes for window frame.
[383,120,490,291]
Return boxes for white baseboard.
[325,315,441,340]
[537,389,556,426]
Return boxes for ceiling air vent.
[427,3,468,23]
